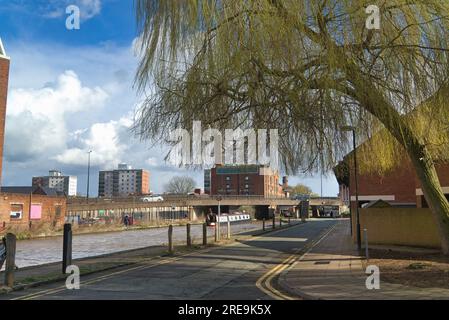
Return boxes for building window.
[10,204,23,219]
[226,176,231,181]
[226,184,230,189]
[245,184,249,189]
[245,176,249,181]
[55,205,62,217]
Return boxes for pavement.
[278,219,449,300]
[0,219,336,300]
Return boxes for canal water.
[6,221,261,269]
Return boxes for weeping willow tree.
[133,0,449,253]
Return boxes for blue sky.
[0,0,339,196]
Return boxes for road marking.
[255,221,340,300]
[10,220,310,300]
[12,244,230,301]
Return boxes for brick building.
[0,39,67,233]
[334,146,449,209]
[208,164,284,197]
[0,191,67,230]
[0,38,9,189]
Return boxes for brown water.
[7,221,261,269]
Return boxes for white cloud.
[5,70,108,162]
[146,157,158,167]
[55,116,132,167]
[78,0,102,19]
[43,0,102,20]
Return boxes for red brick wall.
[349,159,417,204]
[0,56,10,189]
[141,170,150,194]
[0,193,67,231]
[210,166,281,196]
[347,157,449,208]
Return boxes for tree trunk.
[407,144,449,254]
[346,65,449,254]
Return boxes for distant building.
[32,170,78,196]
[204,169,211,194]
[98,164,150,198]
[209,164,284,197]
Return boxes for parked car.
[141,196,164,202]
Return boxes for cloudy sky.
[0,0,339,196]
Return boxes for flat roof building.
[208,164,284,197]
[32,170,78,196]
[98,164,150,198]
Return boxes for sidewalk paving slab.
[279,220,449,300]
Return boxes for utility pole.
[320,171,323,198]
[341,126,361,251]
[217,196,222,241]
[352,129,361,251]
[86,150,92,202]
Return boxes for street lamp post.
[216,196,222,241]
[86,150,92,202]
[341,126,361,251]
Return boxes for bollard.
[279,217,282,227]
[187,223,192,247]
[215,222,218,242]
[262,218,265,231]
[4,233,16,287]
[62,223,72,274]
[272,215,275,230]
[203,223,207,246]
[168,225,174,254]
[364,228,369,260]
[227,216,231,240]
[288,217,291,225]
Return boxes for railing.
[68,194,294,205]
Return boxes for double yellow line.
[255,221,340,300]
[256,253,299,300]
[12,221,336,300]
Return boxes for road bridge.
[66,196,343,222]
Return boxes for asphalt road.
[3,219,337,300]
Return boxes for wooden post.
[272,215,275,230]
[279,216,282,227]
[215,222,218,242]
[288,217,291,225]
[186,223,192,247]
[364,229,369,261]
[168,225,174,254]
[203,223,207,246]
[262,218,265,231]
[4,233,17,288]
[62,223,72,274]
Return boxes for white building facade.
[32,170,78,196]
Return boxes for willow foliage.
[134,0,449,175]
